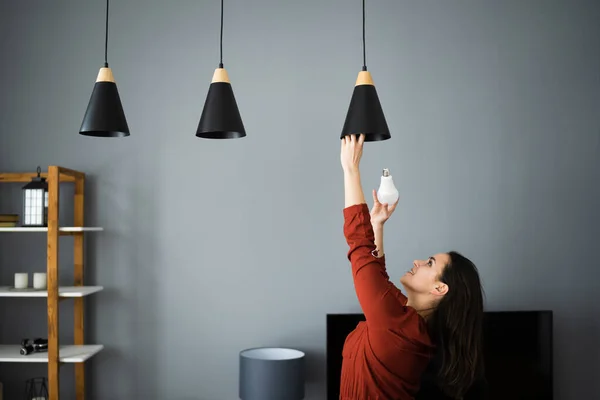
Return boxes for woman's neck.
[406,295,437,320]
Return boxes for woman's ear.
[431,283,449,296]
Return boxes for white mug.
[14,273,28,289]
[33,273,47,290]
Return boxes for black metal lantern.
[21,166,49,227]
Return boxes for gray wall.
[1,0,599,398]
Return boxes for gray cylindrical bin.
[239,347,305,400]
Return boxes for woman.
[339,134,485,400]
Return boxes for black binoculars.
[20,338,48,355]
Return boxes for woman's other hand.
[370,189,399,226]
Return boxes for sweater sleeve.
[343,203,408,327]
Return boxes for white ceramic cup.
[14,273,28,289]
[33,272,47,290]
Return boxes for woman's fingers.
[372,189,380,205]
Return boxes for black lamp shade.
[79,67,130,138]
[341,70,390,142]
[196,67,246,139]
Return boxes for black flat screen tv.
[326,311,553,400]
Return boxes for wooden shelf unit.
[0,166,103,400]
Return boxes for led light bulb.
[377,168,399,205]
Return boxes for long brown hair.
[427,251,485,399]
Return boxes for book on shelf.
[0,214,19,227]
[0,214,19,221]
[0,222,17,227]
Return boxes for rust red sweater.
[340,204,434,400]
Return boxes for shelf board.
[0,227,103,232]
[0,344,103,363]
[0,286,103,298]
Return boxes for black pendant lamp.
[196,0,246,139]
[79,0,130,137]
[341,0,390,142]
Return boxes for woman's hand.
[340,134,365,172]
[342,134,367,207]
[370,189,399,227]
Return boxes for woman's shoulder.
[367,304,434,350]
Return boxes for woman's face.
[400,253,450,295]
